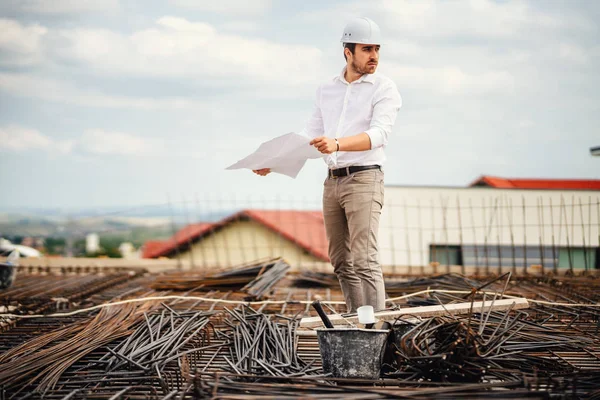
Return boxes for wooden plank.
[299,298,529,328]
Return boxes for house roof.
[469,176,600,190]
[142,209,329,262]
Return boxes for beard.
[351,59,377,75]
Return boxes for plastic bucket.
[316,328,390,379]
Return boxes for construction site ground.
[1,263,599,399]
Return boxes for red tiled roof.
[142,210,329,262]
[469,176,600,190]
[142,240,167,259]
[141,223,214,259]
[245,209,329,262]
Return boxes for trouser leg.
[323,178,363,313]
[341,169,386,311]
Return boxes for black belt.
[328,165,380,179]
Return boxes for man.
[254,17,402,313]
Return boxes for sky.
[0,0,599,211]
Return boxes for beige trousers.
[323,168,386,313]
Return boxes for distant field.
[98,225,174,247]
[0,214,174,244]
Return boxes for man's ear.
[344,47,352,60]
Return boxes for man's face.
[348,43,380,75]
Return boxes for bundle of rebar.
[151,258,290,293]
[242,258,290,299]
[292,270,339,288]
[384,273,483,298]
[386,286,598,387]
[0,300,158,394]
[0,269,141,331]
[88,305,218,392]
[220,305,319,378]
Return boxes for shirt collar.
[335,66,376,84]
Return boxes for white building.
[118,242,139,259]
[85,233,100,254]
[379,176,600,274]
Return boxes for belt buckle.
[329,170,338,179]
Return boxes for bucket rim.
[315,327,390,333]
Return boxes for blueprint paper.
[226,132,323,178]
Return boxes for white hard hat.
[340,17,382,45]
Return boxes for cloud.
[518,120,535,129]
[558,43,589,65]
[298,0,590,98]
[51,16,322,86]
[0,125,73,153]
[379,0,577,39]
[220,21,260,32]
[78,130,161,156]
[300,0,584,40]
[0,122,281,162]
[382,64,515,95]
[0,125,164,157]
[0,72,209,110]
[169,0,272,15]
[1,0,120,14]
[0,19,47,66]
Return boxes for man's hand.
[310,136,337,154]
[252,168,271,176]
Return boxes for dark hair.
[343,43,356,61]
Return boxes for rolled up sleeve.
[364,82,402,149]
[299,85,325,139]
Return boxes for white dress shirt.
[301,67,402,169]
